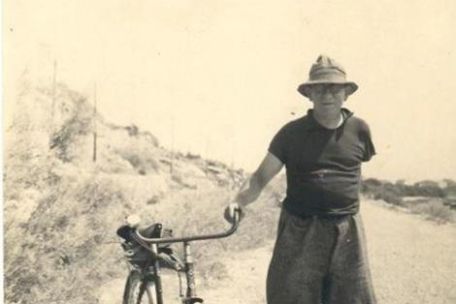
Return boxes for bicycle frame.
[147,241,199,304]
[135,213,240,304]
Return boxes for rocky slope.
[4,80,253,304]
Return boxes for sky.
[4,0,456,181]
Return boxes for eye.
[314,85,325,94]
[330,85,344,94]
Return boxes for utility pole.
[204,135,209,176]
[93,84,97,162]
[230,138,235,189]
[170,115,175,174]
[50,60,57,137]
[230,135,235,169]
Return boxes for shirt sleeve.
[268,126,288,164]
[359,121,376,162]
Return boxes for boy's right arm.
[225,152,284,222]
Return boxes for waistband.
[298,213,354,221]
[282,199,359,220]
[283,204,357,220]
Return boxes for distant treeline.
[361,178,456,207]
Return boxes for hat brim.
[297,81,358,98]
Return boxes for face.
[308,84,347,112]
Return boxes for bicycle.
[116,210,240,304]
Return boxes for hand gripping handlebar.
[134,210,241,244]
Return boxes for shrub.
[412,180,445,198]
[443,197,456,209]
[410,200,454,223]
[361,178,384,196]
[147,195,160,205]
[117,150,159,175]
[126,124,139,136]
[443,179,456,197]
[375,190,403,206]
[362,178,451,203]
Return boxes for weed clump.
[362,178,455,223]
[410,200,454,223]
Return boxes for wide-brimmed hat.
[297,55,358,98]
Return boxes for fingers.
[230,203,244,222]
[229,202,241,217]
[229,203,236,218]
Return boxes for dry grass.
[409,200,455,223]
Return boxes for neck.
[312,108,343,129]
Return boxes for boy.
[226,55,377,303]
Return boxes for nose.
[323,89,333,97]
[321,91,333,100]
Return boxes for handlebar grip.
[233,208,241,223]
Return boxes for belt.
[296,213,354,221]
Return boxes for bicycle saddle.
[138,223,165,238]
[117,223,173,241]
[117,223,179,269]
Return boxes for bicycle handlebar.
[134,211,240,244]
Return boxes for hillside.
[4,80,256,304]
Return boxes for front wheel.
[123,271,157,304]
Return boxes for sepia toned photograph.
[3,1,456,303]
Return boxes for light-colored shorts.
[266,208,377,304]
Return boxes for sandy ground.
[203,200,456,304]
[100,200,456,303]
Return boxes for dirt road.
[201,200,456,304]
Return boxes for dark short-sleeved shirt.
[268,108,376,216]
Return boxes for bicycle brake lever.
[158,252,184,271]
